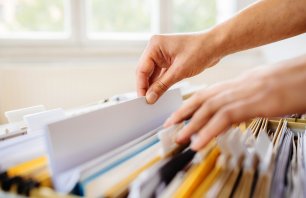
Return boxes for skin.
[165,56,306,150]
[136,0,306,151]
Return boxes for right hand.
[136,33,223,104]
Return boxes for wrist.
[197,27,230,61]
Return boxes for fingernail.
[191,137,200,150]
[146,91,158,104]
[163,118,172,127]
[175,135,184,143]
[175,128,186,143]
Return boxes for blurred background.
[0,0,305,123]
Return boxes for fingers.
[149,67,164,85]
[145,66,180,104]
[164,79,239,128]
[191,98,260,150]
[136,55,155,96]
[163,94,203,128]
[172,78,264,148]
[137,58,175,103]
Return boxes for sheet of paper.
[45,89,182,191]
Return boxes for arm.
[136,0,306,104]
[213,0,306,57]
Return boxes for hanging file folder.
[44,89,183,193]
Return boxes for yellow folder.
[172,146,220,198]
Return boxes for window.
[0,0,221,52]
[173,0,216,33]
[86,0,217,39]
[88,0,152,36]
[0,0,68,38]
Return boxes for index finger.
[136,50,155,96]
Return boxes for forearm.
[208,0,306,57]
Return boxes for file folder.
[45,89,183,192]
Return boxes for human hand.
[164,55,306,151]
[136,33,223,104]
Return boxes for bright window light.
[172,0,216,33]
[88,0,152,33]
[0,0,69,38]
[0,0,225,44]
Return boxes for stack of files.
[0,156,80,198]
[75,123,187,198]
[125,118,306,198]
[2,117,306,198]
[0,89,152,169]
[0,88,179,174]
[0,89,183,197]
[0,107,67,172]
[0,82,200,174]
[1,86,306,197]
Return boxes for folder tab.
[24,108,65,133]
[5,105,46,124]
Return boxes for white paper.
[45,89,182,192]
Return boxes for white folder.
[45,89,183,192]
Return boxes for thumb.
[145,69,179,104]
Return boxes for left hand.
[164,55,306,151]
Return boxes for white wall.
[0,50,263,124]
[261,34,306,63]
[236,0,306,63]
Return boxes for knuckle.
[154,80,169,92]
[220,108,234,124]
[173,72,183,82]
[136,67,141,75]
[175,65,185,75]
[172,111,183,121]
[256,80,280,114]
[264,79,278,95]
[203,99,215,116]
[251,76,267,93]
[171,111,180,119]
[193,92,203,103]
[260,90,281,116]
[212,91,232,107]
[150,35,162,46]
[186,122,199,134]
